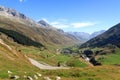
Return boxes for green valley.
[0,5,120,80]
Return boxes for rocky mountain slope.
[0,5,80,49]
[80,23,120,48]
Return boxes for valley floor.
[1,45,120,80]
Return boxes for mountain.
[0,5,39,27]
[90,30,105,38]
[38,20,65,33]
[38,20,53,28]
[80,23,120,48]
[0,5,80,49]
[67,32,90,41]
[38,20,56,30]
[67,30,105,42]
[0,5,84,80]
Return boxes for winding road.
[29,58,69,70]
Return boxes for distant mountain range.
[67,30,105,42]
[38,19,105,42]
[90,30,106,38]
[38,20,105,42]
[80,23,120,48]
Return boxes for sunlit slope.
[0,15,80,49]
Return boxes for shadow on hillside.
[0,27,44,48]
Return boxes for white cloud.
[71,22,96,28]
[51,21,69,28]
[40,18,97,29]
[19,0,24,2]
[54,24,69,28]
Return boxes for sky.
[0,0,120,33]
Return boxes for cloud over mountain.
[40,18,97,33]
[71,22,96,28]
[51,21,69,28]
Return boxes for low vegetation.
[18,46,86,67]
[1,36,120,80]
[0,27,44,48]
[1,5,120,80]
[97,49,120,65]
[66,57,87,67]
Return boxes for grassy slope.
[42,66,120,80]
[0,14,120,80]
[18,46,86,67]
[0,41,40,80]
[19,46,120,80]
[97,49,120,65]
[0,41,120,80]
[1,32,120,80]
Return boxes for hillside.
[0,37,42,80]
[0,6,80,49]
[1,5,120,80]
[1,33,120,80]
[80,23,120,48]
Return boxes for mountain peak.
[38,20,50,27]
[0,5,6,11]
[0,5,42,27]
[38,20,65,33]
[0,5,26,19]
[38,20,59,30]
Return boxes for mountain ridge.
[0,5,80,49]
[80,23,120,48]
[67,30,105,42]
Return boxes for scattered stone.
[36,72,42,77]
[56,76,61,80]
[8,70,12,74]
[27,76,33,80]
[44,77,51,80]
[10,75,20,80]
[34,74,38,79]
[23,75,27,78]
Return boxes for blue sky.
[0,0,120,33]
